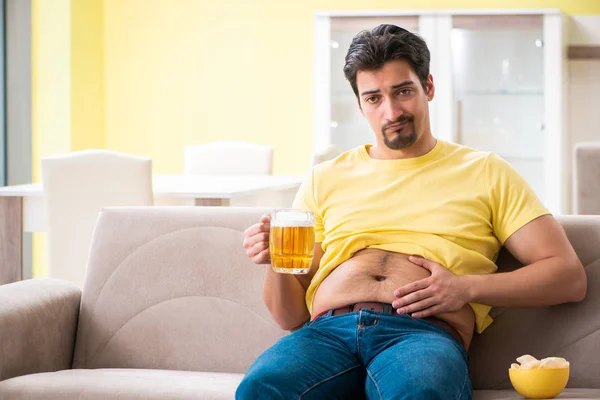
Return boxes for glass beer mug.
[269,209,315,274]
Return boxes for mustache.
[383,115,414,130]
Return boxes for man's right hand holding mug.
[243,214,272,265]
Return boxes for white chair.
[184,141,273,175]
[41,150,153,288]
[311,145,342,166]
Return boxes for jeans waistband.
[313,302,464,347]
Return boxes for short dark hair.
[343,24,431,97]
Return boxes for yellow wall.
[71,0,105,152]
[102,0,600,178]
[32,0,600,276]
[31,0,105,277]
[32,0,71,183]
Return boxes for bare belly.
[312,248,476,349]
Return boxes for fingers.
[247,240,269,259]
[243,231,269,250]
[244,215,273,264]
[392,288,431,309]
[393,279,429,297]
[410,305,444,319]
[408,255,435,271]
[395,297,437,316]
[408,255,425,264]
[252,248,271,265]
[244,220,270,237]
[243,215,272,248]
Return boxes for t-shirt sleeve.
[486,153,551,244]
[292,168,325,242]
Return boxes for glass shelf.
[451,24,546,203]
[456,90,544,96]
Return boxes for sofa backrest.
[72,207,286,373]
[573,142,600,215]
[72,208,600,386]
[469,215,600,389]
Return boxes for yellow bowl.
[509,367,570,399]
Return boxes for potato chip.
[521,360,541,369]
[538,357,569,368]
[512,355,569,370]
[516,355,538,365]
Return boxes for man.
[236,25,587,399]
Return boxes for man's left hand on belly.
[392,256,470,318]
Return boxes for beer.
[269,210,315,274]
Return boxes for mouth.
[386,121,409,132]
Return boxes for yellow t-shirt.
[293,139,549,334]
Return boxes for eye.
[396,88,412,96]
[364,96,380,104]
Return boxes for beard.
[381,114,417,150]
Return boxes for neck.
[369,133,437,160]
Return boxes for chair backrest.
[573,142,600,214]
[72,206,286,373]
[311,145,342,167]
[41,150,153,288]
[184,141,273,175]
[469,215,600,389]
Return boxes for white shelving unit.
[314,9,569,215]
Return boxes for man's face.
[356,60,434,150]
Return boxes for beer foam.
[271,210,314,227]
[271,219,314,227]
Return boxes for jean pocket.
[305,316,322,328]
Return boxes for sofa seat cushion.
[0,368,244,400]
[1,369,599,400]
[474,389,600,399]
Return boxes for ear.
[426,73,435,102]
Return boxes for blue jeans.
[236,309,472,400]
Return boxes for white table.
[0,174,303,284]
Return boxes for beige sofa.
[573,142,600,215]
[1,207,599,399]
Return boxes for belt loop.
[383,303,393,315]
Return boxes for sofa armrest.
[0,278,81,381]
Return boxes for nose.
[383,98,403,122]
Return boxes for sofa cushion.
[1,369,598,399]
[0,368,244,400]
[72,207,285,372]
[473,389,600,399]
